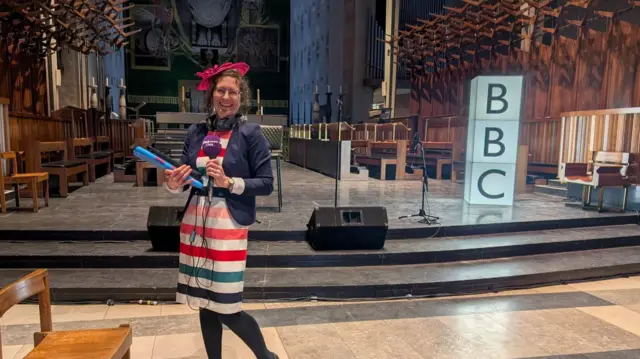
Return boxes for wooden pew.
[560,151,638,212]
[30,141,89,197]
[68,138,112,182]
[407,141,455,180]
[354,140,422,180]
[419,115,467,181]
[0,269,133,359]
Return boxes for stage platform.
[0,161,637,241]
[1,161,639,302]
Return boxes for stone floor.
[2,276,640,359]
[0,161,631,232]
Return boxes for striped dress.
[176,129,248,314]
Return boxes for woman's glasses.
[215,87,240,98]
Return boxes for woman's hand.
[165,165,193,190]
[206,159,230,188]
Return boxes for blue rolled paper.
[133,146,204,190]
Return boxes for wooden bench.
[407,141,456,180]
[0,152,49,213]
[528,162,558,175]
[68,138,112,182]
[559,151,637,212]
[354,140,422,180]
[31,141,89,198]
[0,269,132,359]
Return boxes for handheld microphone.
[201,135,222,196]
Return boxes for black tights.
[199,308,275,359]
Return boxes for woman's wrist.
[165,181,186,194]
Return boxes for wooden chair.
[260,125,284,211]
[0,152,49,213]
[95,136,125,168]
[30,141,89,198]
[68,138,112,182]
[0,269,132,359]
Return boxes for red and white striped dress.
[175,129,248,314]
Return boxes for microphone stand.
[334,97,344,207]
[398,138,439,225]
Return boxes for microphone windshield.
[202,135,222,158]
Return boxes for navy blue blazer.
[178,119,274,226]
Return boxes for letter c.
[477,169,506,199]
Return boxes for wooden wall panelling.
[0,42,48,116]
[8,112,70,154]
[605,22,639,108]
[549,35,579,117]
[519,117,562,166]
[575,29,608,111]
[400,2,640,130]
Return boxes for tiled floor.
[0,161,631,232]
[2,276,640,359]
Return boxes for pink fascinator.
[195,62,250,91]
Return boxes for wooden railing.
[421,115,466,142]
[326,122,355,141]
[375,123,411,141]
[289,122,354,141]
[559,108,640,170]
[352,122,412,142]
[353,123,377,141]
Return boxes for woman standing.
[164,62,278,359]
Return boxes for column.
[383,0,399,117]
[464,76,524,206]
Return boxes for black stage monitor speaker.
[306,206,388,250]
[147,206,182,252]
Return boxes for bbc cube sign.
[463,76,524,206]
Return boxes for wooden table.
[436,158,453,180]
[25,325,133,359]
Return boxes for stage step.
[2,211,637,242]
[534,179,567,197]
[534,184,567,197]
[1,225,639,269]
[1,246,638,302]
[547,179,565,188]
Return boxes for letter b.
[486,84,508,114]
[484,127,505,157]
